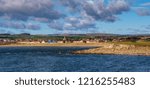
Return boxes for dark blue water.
[0,47,150,72]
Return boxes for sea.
[0,46,150,72]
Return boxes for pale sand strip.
[0,43,104,47]
[1,43,150,56]
[73,44,150,56]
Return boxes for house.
[48,40,57,44]
[63,36,67,43]
[41,40,46,44]
[0,39,16,45]
[18,41,40,44]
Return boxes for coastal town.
[1,33,150,56]
[0,33,150,46]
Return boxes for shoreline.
[0,43,103,47]
[1,43,150,56]
[73,44,150,56]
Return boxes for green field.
[112,41,150,47]
[0,34,92,41]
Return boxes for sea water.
[0,47,150,72]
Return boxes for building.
[48,40,57,44]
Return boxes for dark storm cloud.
[60,0,83,12]
[0,0,64,20]
[60,0,130,22]
[48,0,131,31]
[0,0,147,31]
[0,22,41,30]
[82,0,130,22]
[108,0,130,14]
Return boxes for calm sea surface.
[0,47,150,72]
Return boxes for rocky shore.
[73,44,150,56]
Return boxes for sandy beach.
[1,42,150,56]
[0,43,104,47]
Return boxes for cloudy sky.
[0,0,150,34]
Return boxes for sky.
[0,0,150,35]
